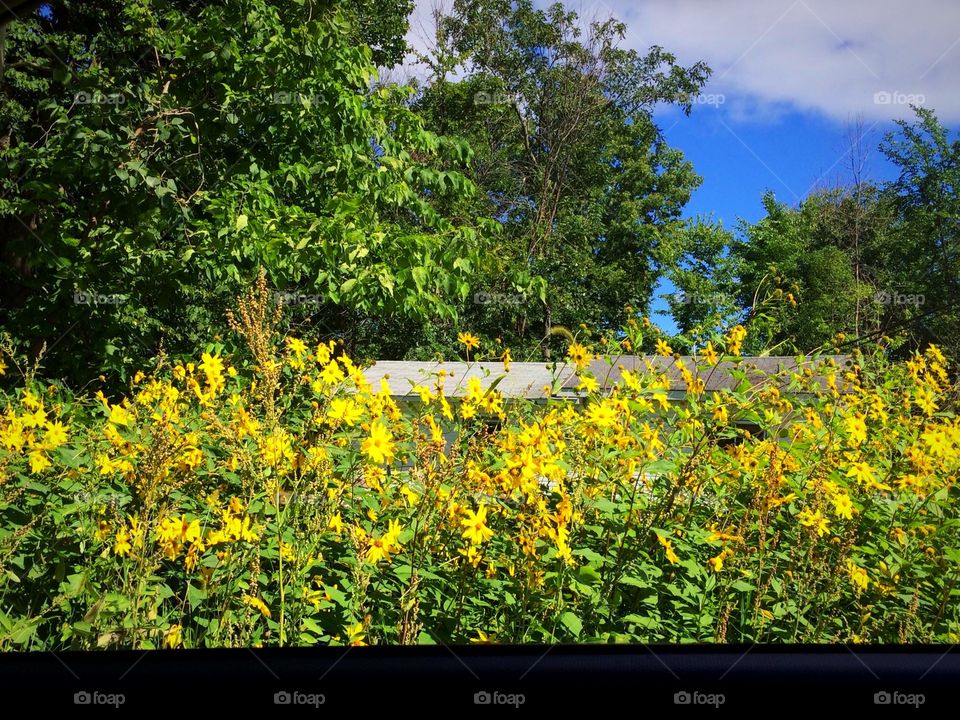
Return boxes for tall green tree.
[878,106,960,354]
[413,0,709,358]
[715,108,959,357]
[661,217,741,352]
[0,0,489,385]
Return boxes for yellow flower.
[22,404,47,428]
[242,595,272,618]
[461,503,494,545]
[707,548,733,572]
[400,486,419,506]
[655,338,673,357]
[318,359,346,387]
[312,340,333,366]
[725,325,747,356]
[846,460,887,490]
[328,512,344,535]
[502,348,512,372]
[457,332,480,351]
[585,399,617,429]
[362,420,396,465]
[655,533,679,564]
[327,398,363,426]
[701,341,719,366]
[844,413,867,447]
[365,522,403,564]
[108,403,132,426]
[114,527,132,557]
[346,622,367,646]
[28,449,51,474]
[286,337,308,356]
[471,630,495,644]
[199,351,225,391]
[797,507,830,537]
[224,514,259,543]
[567,342,593,370]
[831,493,855,520]
[41,420,68,450]
[576,374,599,394]
[847,560,869,592]
[712,404,729,425]
[164,624,183,649]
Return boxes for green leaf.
[187,584,206,610]
[560,611,583,637]
[577,565,601,585]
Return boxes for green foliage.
[0,0,488,387]
[661,217,741,351]
[412,0,710,359]
[879,106,960,353]
[1,314,959,647]
[667,108,959,359]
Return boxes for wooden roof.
[360,355,853,399]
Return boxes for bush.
[0,281,958,648]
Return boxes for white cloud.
[401,0,960,123]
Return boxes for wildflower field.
[0,280,958,650]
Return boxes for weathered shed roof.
[360,360,570,399]
[577,355,853,394]
[361,355,852,399]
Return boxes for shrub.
[0,284,958,648]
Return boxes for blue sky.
[658,107,902,227]
[647,107,908,332]
[403,0,960,334]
